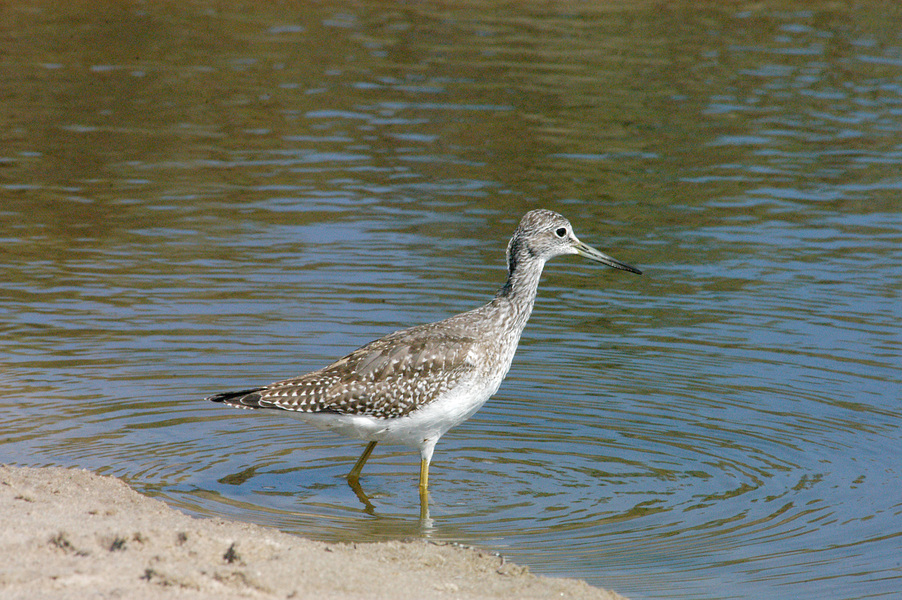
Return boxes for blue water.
[1,3,900,599]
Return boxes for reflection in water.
[1,2,901,600]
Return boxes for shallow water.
[2,2,901,599]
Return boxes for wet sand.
[0,464,628,599]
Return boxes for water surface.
[1,2,900,599]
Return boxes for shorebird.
[207,209,641,513]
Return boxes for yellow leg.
[348,441,377,485]
[418,456,430,519]
[418,456,429,492]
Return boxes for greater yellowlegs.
[207,209,641,511]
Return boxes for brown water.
[2,2,901,599]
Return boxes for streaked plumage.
[207,209,641,511]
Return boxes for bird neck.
[493,252,546,328]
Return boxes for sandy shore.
[0,465,627,599]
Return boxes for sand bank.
[0,465,627,599]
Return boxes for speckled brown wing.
[244,326,479,418]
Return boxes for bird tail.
[206,388,267,409]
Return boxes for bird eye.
[555,227,567,238]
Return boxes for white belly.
[289,369,505,452]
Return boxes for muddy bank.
[0,465,627,599]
